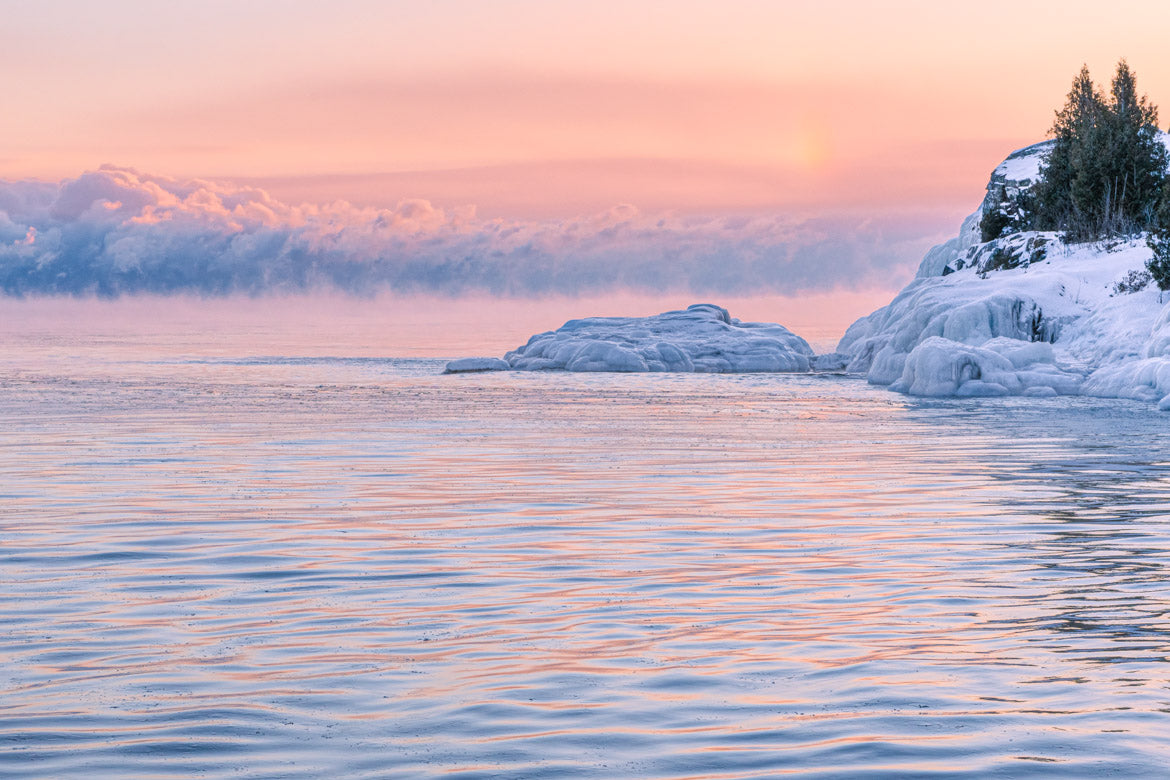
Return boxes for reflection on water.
[2,350,1170,778]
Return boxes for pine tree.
[1033,61,1167,241]
[1147,180,1170,291]
[1102,60,1167,233]
[1035,66,1105,235]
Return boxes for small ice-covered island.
[446,303,816,373]
[450,63,1170,410]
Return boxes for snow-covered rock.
[444,357,510,373]
[811,352,849,371]
[839,135,1170,408]
[887,336,1082,398]
[500,303,814,373]
[914,211,985,279]
[911,142,1051,279]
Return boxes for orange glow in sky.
[5,1,1170,218]
[5,0,1170,338]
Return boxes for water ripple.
[2,362,1170,777]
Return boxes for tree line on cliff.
[980,60,1170,289]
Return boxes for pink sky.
[0,290,883,357]
[3,1,1170,345]
[6,1,1169,216]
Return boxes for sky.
[3,0,1170,341]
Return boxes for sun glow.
[5,1,1168,219]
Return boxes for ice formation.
[837,133,1170,409]
[445,304,815,373]
[443,357,510,373]
[446,137,1170,408]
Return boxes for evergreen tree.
[1033,60,1167,241]
[1034,66,1104,234]
[1102,61,1167,232]
[1147,180,1170,291]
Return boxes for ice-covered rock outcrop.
[507,304,814,372]
[446,304,815,374]
[444,357,510,373]
[838,271,1084,395]
[839,135,1170,408]
[889,337,1082,398]
[1080,303,1170,406]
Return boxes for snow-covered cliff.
[837,135,1170,409]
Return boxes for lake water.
[3,326,1170,778]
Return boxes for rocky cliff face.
[916,141,1055,279]
[978,141,1051,215]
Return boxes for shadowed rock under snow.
[461,304,815,373]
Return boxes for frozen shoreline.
[836,135,1170,409]
[450,137,1170,410]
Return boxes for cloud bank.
[0,166,941,297]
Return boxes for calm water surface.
[2,333,1170,778]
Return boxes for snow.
[812,352,849,371]
[838,137,1170,408]
[444,357,510,373]
[991,141,1052,187]
[885,336,1083,398]
[447,303,815,374]
[444,138,1170,408]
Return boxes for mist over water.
[3,317,1170,778]
[0,166,944,299]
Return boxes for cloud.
[0,166,941,298]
